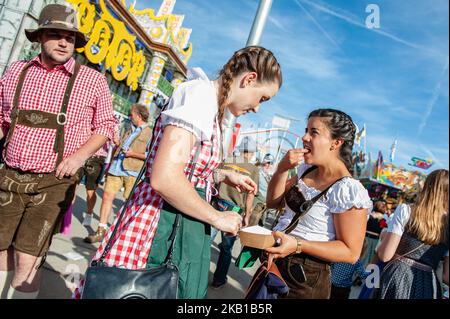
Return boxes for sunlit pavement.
[38,184,257,299]
[37,184,361,299]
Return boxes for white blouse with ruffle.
[273,163,373,242]
[160,67,219,142]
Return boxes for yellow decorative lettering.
[129,4,192,64]
[84,19,111,64]
[67,0,146,91]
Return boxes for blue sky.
[135,0,449,170]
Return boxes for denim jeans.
[211,227,237,285]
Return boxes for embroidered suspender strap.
[4,63,33,149]
[283,166,349,234]
[54,61,81,169]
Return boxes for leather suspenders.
[4,61,81,169]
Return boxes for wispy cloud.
[293,0,341,51]
[417,60,449,136]
[267,15,287,32]
[298,0,446,58]
[419,144,446,168]
[274,40,341,80]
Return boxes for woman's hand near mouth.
[277,148,309,173]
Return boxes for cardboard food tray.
[238,225,275,249]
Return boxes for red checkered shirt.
[0,55,116,172]
[73,114,222,299]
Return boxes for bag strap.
[283,166,350,234]
[300,165,317,179]
[97,136,155,263]
[97,106,166,264]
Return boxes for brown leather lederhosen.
[0,61,81,259]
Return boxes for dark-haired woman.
[76,46,283,299]
[265,108,372,299]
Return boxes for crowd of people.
[0,4,448,300]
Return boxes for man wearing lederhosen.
[0,4,115,298]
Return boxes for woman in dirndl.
[375,169,449,299]
[81,46,283,299]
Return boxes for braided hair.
[217,46,282,127]
[308,109,356,171]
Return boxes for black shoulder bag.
[81,109,201,299]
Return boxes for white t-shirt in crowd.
[387,204,449,257]
[273,164,373,242]
[160,67,219,142]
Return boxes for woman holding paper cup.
[265,108,372,299]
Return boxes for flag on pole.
[390,139,397,162]
[376,150,383,180]
[354,123,360,146]
[355,124,366,147]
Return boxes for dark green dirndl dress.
[146,188,211,299]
